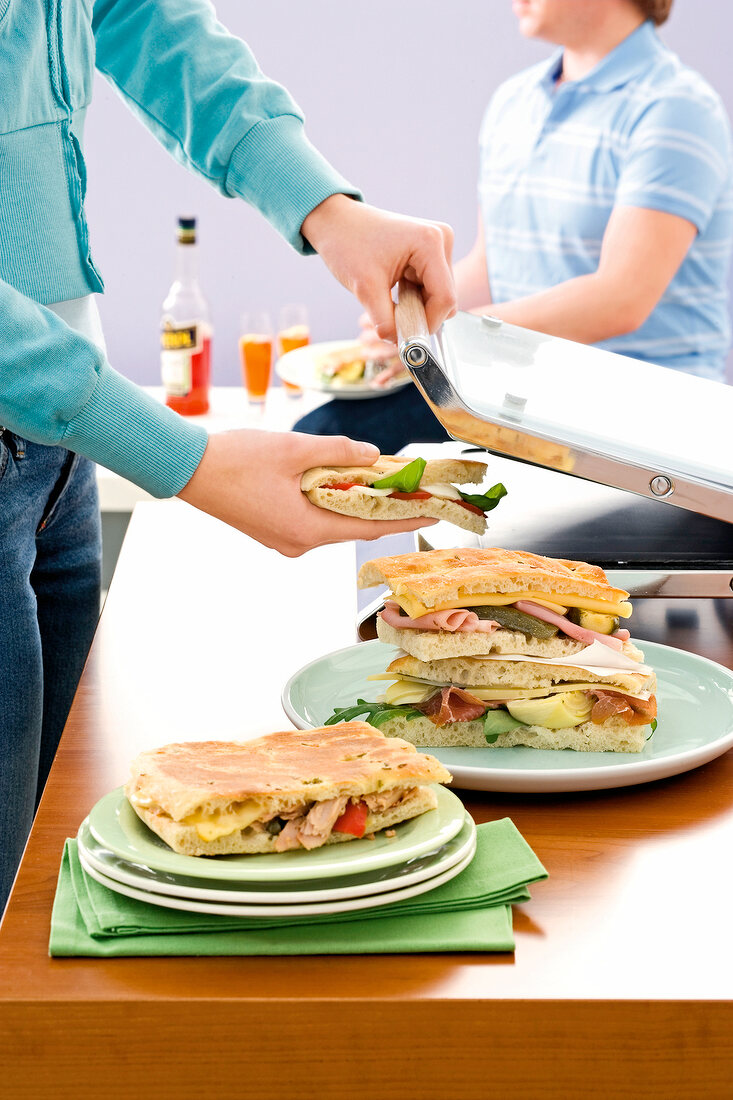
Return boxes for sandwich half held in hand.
[328,548,657,753]
[125,722,452,857]
[301,455,507,535]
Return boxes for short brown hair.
[632,0,673,25]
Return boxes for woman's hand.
[301,195,456,343]
[177,430,435,557]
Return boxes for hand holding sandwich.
[301,195,456,344]
[177,430,435,557]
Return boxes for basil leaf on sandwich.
[372,457,427,493]
[458,482,508,513]
[326,699,423,728]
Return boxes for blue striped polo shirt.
[478,20,733,379]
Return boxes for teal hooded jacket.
[0,0,359,495]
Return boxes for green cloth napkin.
[49,818,547,957]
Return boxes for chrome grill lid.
[397,301,733,525]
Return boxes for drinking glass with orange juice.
[239,310,273,406]
[277,304,310,397]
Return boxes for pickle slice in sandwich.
[471,604,559,639]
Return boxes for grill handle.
[395,278,430,347]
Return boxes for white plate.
[77,840,476,918]
[87,784,466,881]
[276,340,411,399]
[282,638,733,794]
[77,815,476,903]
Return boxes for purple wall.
[83,1,733,387]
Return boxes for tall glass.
[277,304,309,397]
[239,310,273,406]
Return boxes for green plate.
[86,784,465,881]
[282,638,733,793]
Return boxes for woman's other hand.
[301,195,456,343]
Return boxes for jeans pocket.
[36,451,80,534]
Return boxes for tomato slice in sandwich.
[328,482,359,491]
[332,799,368,837]
[388,491,432,500]
[457,499,486,516]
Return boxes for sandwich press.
[391,280,733,599]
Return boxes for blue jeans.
[293,384,450,453]
[0,434,101,912]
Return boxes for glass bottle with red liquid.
[160,216,211,415]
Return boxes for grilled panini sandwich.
[125,723,452,857]
[301,455,506,535]
[331,549,657,753]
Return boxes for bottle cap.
[177,216,196,244]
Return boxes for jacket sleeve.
[0,277,207,497]
[92,0,361,253]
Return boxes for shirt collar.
[536,21,664,96]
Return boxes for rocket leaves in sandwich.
[483,709,527,743]
[325,699,423,728]
[372,457,427,493]
[647,718,658,740]
[458,482,508,513]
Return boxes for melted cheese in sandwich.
[180,799,264,842]
[382,677,651,705]
[392,590,631,620]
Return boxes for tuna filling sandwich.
[301,455,507,535]
[125,722,452,857]
[327,548,657,753]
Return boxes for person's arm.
[0,277,207,497]
[481,205,697,342]
[0,280,432,552]
[479,85,731,343]
[92,0,358,254]
[453,208,492,311]
[92,0,455,339]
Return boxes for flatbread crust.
[131,785,439,858]
[359,547,629,607]
[306,486,486,535]
[126,722,451,823]
[300,456,487,492]
[385,652,655,696]
[376,713,650,753]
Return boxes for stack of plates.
[77,786,476,917]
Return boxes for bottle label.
[161,322,200,397]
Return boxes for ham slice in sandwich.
[325,548,657,754]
